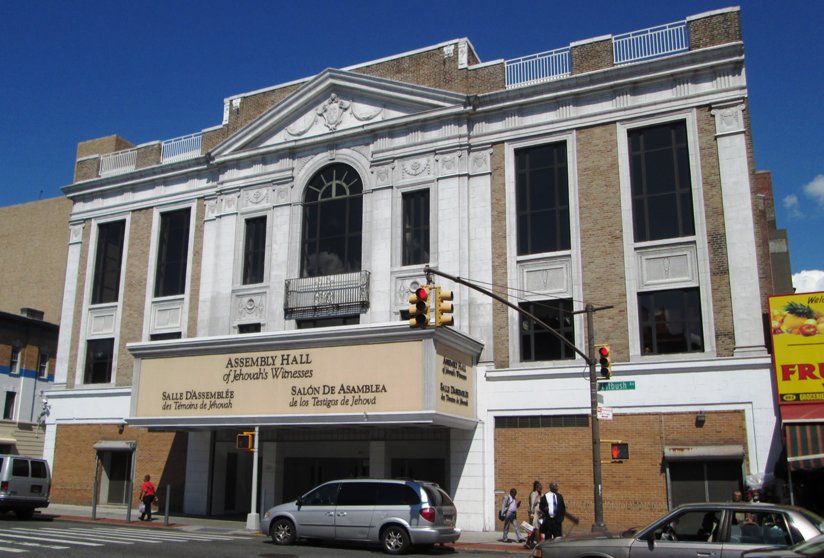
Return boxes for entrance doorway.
[98,450,133,504]
[667,459,743,507]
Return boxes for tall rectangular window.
[638,288,704,355]
[154,208,191,297]
[3,392,15,420]
[515,142,570,255]
[402,190,430,266]
[629,121,695,242]
[519,299,575,361]
[242,216,267,285]
[84,338,114,384]
[91,220,126,304]
[9,347,20,375]
[37,351,49,379]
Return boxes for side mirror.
[296,497,303,509]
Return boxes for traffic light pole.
[586,303,607,532]
[423,265,609,532]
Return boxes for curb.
[43,514,529,551]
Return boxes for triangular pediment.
[212,69,467,157]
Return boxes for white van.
[0,455,51,519]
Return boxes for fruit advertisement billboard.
[769,292,824,404]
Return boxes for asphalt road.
[0,516,510,558]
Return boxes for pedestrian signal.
[236,432,254,451]
[611,442,629,460]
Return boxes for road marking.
[10,528,135,545]
[0,538,68,550]
[0,533,102,547]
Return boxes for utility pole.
[423,265,610,532]
[586,303,606,532]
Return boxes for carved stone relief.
[236,293,266,321]
[401,158,432,181]
[284,93,383,139]
[711,103,746,135]
[468,150,490,175]
[69,224,84,244]
[373,164,394,186]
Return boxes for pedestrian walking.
[499,488,524,543]
[139,474,156,521]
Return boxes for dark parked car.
[742,533,824,557]
[260,478,459,554]
[530,502,824,558]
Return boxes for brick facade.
[51,424,188,510]
[0,197,71,323]
[571,37,614,75]
[688,9,742,50]
[577,124,629,358]
[495,410,747,532]
[489,143,510,369]
[696,105,736,357]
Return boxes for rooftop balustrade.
[506,19,689,88]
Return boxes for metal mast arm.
[424,265,593,364]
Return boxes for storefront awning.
[0,437,17,445]
[664,444,744,460]
[785,423,824,471]
[93,441,136,452]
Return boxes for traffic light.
[408,286,431,328]
[611,442,629,460]
[597,344,612,379]
[236,432,255,451]
[434,287,454,327]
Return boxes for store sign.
[768,292,824,404]
[134,340,474,420]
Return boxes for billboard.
[769,292,824,404]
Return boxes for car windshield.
[798,511,824,535]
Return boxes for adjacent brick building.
[42,6,793,533]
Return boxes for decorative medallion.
[317,93,351,131]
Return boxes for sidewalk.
[39,503,531,553]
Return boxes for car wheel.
[270,518,296,545]
[382,525,410,555]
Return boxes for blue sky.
[1,1,822,288]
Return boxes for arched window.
[301,163,363,277]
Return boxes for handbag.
[139,502,145,513]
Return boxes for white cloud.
[783,194,802,218]
[803,174,824,208]
[793,270,824,294]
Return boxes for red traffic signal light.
[611,442,629,460]
[597,344,612,379]
[408,286,431,328]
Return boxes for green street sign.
[598,381,636,391]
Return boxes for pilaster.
[711,101,767,356]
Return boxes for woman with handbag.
[138,474,156,521]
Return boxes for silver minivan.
[0,455,51,519]
[260,478,460,554]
